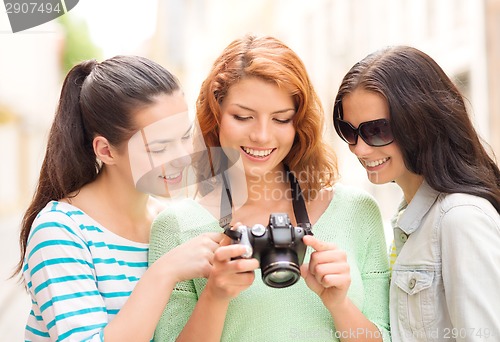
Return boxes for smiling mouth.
[241,147,275,158]
[159,172,182,182]
[365,157,390,168]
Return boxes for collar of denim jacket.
[395,180,440,235]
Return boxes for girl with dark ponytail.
[17,55,222,341]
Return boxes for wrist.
[203,279,234,305]
[325,296,350,316]
[148,258,179,289]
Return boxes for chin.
[367,171,391,185]
[244,165,270,178]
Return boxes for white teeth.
[242,147,273,158]
[161,173,181,180]
[366,158,389,167]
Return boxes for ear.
[93,136,117,165]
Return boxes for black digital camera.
[226,213,312,288]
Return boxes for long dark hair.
[15,55,181,275]
[333,45,500,212]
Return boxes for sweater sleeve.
[148,205,199,342]
[24,209,105,341]
[356,192,391,341]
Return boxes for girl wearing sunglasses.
[333,45,500,341]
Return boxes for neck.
[96,169,150,218]
[245,168,290,204]
[64,167,157,243]
[396,173,424,204]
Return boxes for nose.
[157,141,193,169]
[170,154,191,168]
[349,136,373,158]
[249,119,271,143]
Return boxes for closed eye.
[233,115,252,121]
[182,130,193,140]
[147,146,167,154]
[273,118,293,124]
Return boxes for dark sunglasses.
[334,116,394,147]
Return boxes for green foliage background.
[57,14,102,75]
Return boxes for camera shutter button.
[251,224,266,237]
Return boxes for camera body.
[229,213,311,288]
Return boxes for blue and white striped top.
[23,201,149,341]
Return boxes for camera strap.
[219,163,312,237]
[285,165,313,235]
[219,165,234,230]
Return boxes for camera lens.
[261,250,301,288]
[262,262,300,288]
[268,270,294,283]
[265,267,300,286]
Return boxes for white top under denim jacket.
[390,181,500,342]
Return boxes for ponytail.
[15,55,182,278]
[15,60,99,277]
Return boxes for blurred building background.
[1,0,499,339]
[148,0,500,222]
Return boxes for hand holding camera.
[225,213,312,288]
[204,232,260,301]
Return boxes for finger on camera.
[308,255,347,278]
[303,235,337,252]
[311,262,350,280]
[310,249,347,265]
[214,244,253,262]
[197,232,223,252]
[203,232,224,244]
[219,235,232,247]
[300,263,310,276]
[230,270,256,285]
[219,222,243,247]
[320,274,351,289]
[229,258,259,273]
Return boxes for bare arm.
[104,232,222,342]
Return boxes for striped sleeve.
[24,203,106,341]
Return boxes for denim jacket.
[390,181,500,341]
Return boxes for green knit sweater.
[149,183,390,341]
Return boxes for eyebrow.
[234,104,295,115]
[144,123,193,146]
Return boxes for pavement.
[0,211,31,341]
